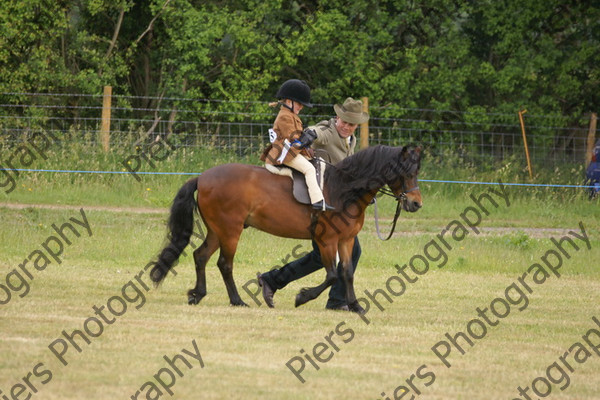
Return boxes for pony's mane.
[324,145,420,207]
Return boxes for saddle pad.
[264,158,325,204]
[292,158,324,205]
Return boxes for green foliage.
[503,231,532,249]
[0,1,598,130]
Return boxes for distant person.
[586,138,600,198]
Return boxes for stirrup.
[312,200,335,211]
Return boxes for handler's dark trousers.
[261,237,361,309]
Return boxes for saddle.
[265,157,326,205]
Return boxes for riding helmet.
[276,79,312,107]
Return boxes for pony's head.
[384,146,422,212]
[325,144,423,212]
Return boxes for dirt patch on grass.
[0,202,582,238]
[0,202,166,214]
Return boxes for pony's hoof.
[295,288,310,307]
[349,301,365,314]
[187,290,205,305]
[231,301,249,307]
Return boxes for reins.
[373,197,401,241]
[373,184,419,241]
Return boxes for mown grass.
[1,195,599,399]
[1,141,599,399]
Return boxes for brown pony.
[149,145,422,313]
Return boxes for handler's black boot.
[257,272,275,308]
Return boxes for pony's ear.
[414,146,422,161]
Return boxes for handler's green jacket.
[310,118,357,165]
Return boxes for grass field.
[1,150,599,400]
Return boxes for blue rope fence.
[1,167,597,189]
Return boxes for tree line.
[0,0,598,131]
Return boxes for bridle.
[317,154,420,240]
[378,182,420,202]
[374,179,419,241]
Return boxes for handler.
[257,97,369,310]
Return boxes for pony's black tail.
[150,177,198,284]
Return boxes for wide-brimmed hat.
[333,97,369,124]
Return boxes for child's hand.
[298,128,317,148]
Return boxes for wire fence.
[0,92,596,168]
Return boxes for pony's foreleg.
[188,231,219,305]
[338,237,364,314]
[294,243,338,307]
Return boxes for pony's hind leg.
[216,233,248,307]
[188,231,219,305]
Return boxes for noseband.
[399,184,420,201]
[378,182,419,202]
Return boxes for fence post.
[100,85,112,152]
[585,112,597,166]
[518,109,533,180]
[360,96,369,149]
